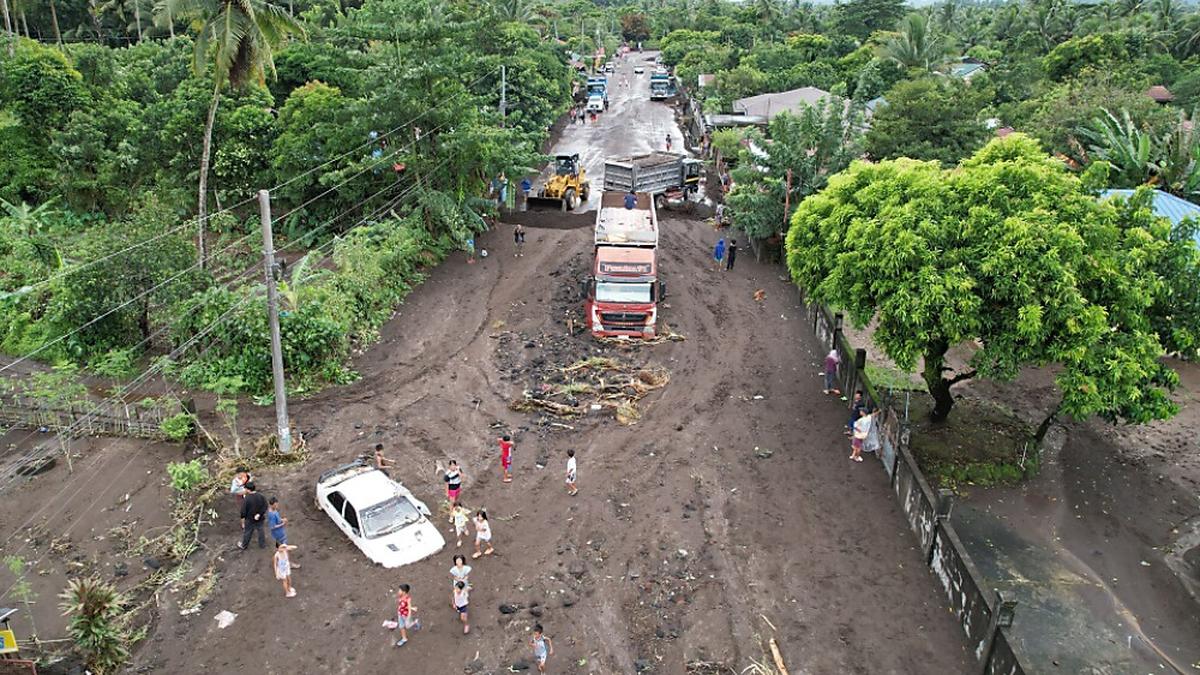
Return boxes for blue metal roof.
[1099,189,1200,227]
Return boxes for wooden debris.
[769,638,789,675]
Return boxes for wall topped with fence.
[0,395,176,440]
[799,288,1029,675]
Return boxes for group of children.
[383,435,574,670]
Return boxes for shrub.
[159,413,194,442]
[59,576,129,674]
[166,458,208,491]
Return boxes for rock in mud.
[510,659,531,671]
[464,658,485,673]
[560,594,577,607]
[499,603,520,614]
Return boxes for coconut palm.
[164,0,303,269]
[880,13,948,72]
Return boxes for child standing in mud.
[451,503,471,547]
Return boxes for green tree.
[833,0,906,41]
[166,0,304,269]
[620,12,651,42]
[879,13,948,71]
[864,77,989,165]
[786,134,1187,424]
[727,99,864,240]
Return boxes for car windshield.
[360,495,422,538]
[596,281,652,303]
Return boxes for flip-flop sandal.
[502,478,512,483]
[484,549,494,556]
[472,552,482,559]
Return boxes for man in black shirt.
[725,239,738,271]
[238,481,269,550]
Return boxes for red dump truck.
[582,192,663,338]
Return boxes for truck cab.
[586,76,609,110]
[649,73,674,100]
[583,247,661,338]
[585,192,662,338]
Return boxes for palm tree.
[165,0,303,269]
[880,13,947,71]
[491,0,538,24]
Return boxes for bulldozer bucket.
[526,195,570,212]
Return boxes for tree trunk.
[134,0,142,41]
[197,88,220,270]
[1,0,13,57]
[18,8,28,37]
[921,339,954,423]
[1033,400,1061,445]
[49,0,62,46]
[167,3,174,37]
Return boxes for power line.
[7,69,490,299]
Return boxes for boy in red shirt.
[499,434,514,483]
[394,584,420,647]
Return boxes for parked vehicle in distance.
[634,66,645,74]
[315,460,444,568]
[586,95,605,113]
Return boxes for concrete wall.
[803,290,1029,675]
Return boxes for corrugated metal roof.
[732,87,832,121]
[1100,188,1200,227]
[949,62,986,79]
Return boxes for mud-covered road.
[2,53,968,675]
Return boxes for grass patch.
[908,395,1040,489]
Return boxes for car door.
[325,491,358,539]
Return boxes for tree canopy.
[786,134,1195,425]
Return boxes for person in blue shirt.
[624,190,637,209]
[267,497,289,546]
[520,178,532,197]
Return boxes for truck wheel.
[564,188,578,211]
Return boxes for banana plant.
[277,251,330,312]
[1155,109,1200,199]
[1081,108,1156,187]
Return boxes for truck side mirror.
[659,281,667,299]
[579,279,589,299]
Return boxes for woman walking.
[712,238,725,270]
[472,508,495,559]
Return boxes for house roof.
[949,62,986,79]
[1146,85,1174,102]
[1100,189,1200,228]
[732,87,832,121]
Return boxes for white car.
[315,460,445,568]
[634,66,645,74]
[586,95,605,113]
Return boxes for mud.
[0,52,969,675]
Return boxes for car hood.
[359,518,446,568]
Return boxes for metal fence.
[800,289,1029,675]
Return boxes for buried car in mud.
[315,460,444,568]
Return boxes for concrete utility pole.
[500,65,507,127]
[258,190,292,454]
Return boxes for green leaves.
[787,134,1189,425]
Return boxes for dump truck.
[602,152,702,199]
[527,153,590,212]
[649,73,674,100]
[582,192,663,338]
[586,76,609,110]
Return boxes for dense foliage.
[0,0,573,394]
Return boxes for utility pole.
[258,190,292,454]
[500,65,507,127]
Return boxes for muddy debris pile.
[510,356,669,425]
